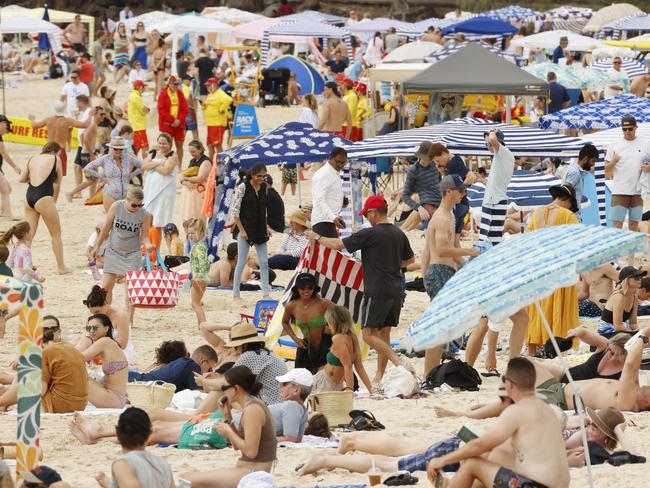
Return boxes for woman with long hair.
[231,163,271,300]
[19,142,71,274]
[181,365,277,488]
[365,31,384,66]
[79,285,135,362]
[180,140,211,221]
[0,116,19,220]
[281,273,334,373]
[130,21,148,69]
[113,23,130,84]
[312,305,373,393]
[299,94,319,128]
[143,133,179,233]
[97,86,117,148]
[597,266,643,337]
[78,313,129,408]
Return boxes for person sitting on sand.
[79,285,135,362]
[578,263,619,318]
[78,313,129,408]
[597,266,643,337]
[95,407,174,488]
[208,242,253,288]
[0,315,88,413]
[129,343,218,392]
[311,305,373,394]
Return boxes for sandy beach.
[0,72,647,487]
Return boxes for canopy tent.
[424,40,521,64]
[1,6,94,47]
[524,62,629,91]
[539,94,650,130]
[483,5,541,23]
[367,62,428,82]
[510,30,603,51]
[281,10,346,25]
[602,13,650,32]
[583,3,643,33]
[200,7,264,25]
[208,122,347,256]
[262,21,352,66]
[0,16,61,53]
[581,122,650,148]
[402,44,547,96]
[268,55,325,95]
[591,57,647,78]
[342,118,606,224]
[382,41,442,63]
[347,17,414,35]
[123,11,178,31]
[543,6,593,20]
[234,18,284,41]
[396,17,457,36]
[442,16,518,37]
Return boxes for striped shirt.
[401,161,441,209]
[277,230,308,258]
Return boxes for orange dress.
[525,205,579,347]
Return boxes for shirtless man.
[66,105,103,202]
[208,242,252,287]
[428,358,570,488]
[63,15,87,53]
[578,263,619,317]
[29,101,90,193]
[318,81,352,139]
[630,70,650,98]
[421,175,479,374]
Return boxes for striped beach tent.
[591,58,648,78]
[580,122,650,149]
[281,10,346,25]
[544,6,593,20]
[395,17,457,37]
[424,40,521,64]
[483,5,541,23]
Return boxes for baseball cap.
[335,73,346,83]
[359,195,388,217]
[618,266,646,283]
[19,465,63,486]
[621,116,637,128]
[342,78,354,88]
[356,83,367,94]
[0,114,11,129]
[168,75,179,84]
[54,101,66,116]
[204,77,219,86]
[276,368,314,387]
[133,80,146,89]
[325,81,339,95]
[263,174,273,186]
[483,129,505,146]
[415,141,432,160]
[440,174,466,193]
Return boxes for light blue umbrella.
[406,225,647,351]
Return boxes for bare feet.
[433,406,460,418]
[69,412,100,445]
[57,267,73,275]
[95,471,110,488]
[297,455,326,476]
[337,435,356,454]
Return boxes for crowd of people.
[0,2,648,488]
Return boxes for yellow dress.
[525,205,579,347]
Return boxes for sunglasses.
[85,325,100,332]
[130,202,144,208]
[221,383,233,392]
[622,127,635,132]
[112,148,124,152]
[43,326,61,332]
[501,374,516,385]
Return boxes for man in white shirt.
[60,70,90,118]
[311,147,346,237]
[127,60,147,84]
[119,6,134,22]
[605,116,650,232]
[479,130,515,245]
[604,57,628,99]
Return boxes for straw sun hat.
[289,210,308,228]
[224,322,265,348]
[586,407,625,443]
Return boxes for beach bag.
[423,359,482,391]
[308,391,353,427]
[127,380,176,409]
[49,63,63,79]
[127,251,179,309]
[380,365,420,398]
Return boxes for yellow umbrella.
[583,3,643,32]
[603,39,650,49]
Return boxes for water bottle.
[88,260,101,284]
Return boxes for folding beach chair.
[240,299,278,333]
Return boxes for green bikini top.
[327,351,342,367]
[295,315,326,335]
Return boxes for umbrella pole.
[533,301,594,488]
[297,165,302,207]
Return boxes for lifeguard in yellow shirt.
[354,83,372,141]
[127,80,150,157]
[342,78,359,141]
[202,77,232,159]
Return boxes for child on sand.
[0,244,15,337]
[0,221,44,283]
[189,218,209,326]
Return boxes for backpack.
[49,63,64,79]
[423,359,482,391]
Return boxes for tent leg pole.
[533,301,594,488]
[505,97,512,125]
[297,165,302,207]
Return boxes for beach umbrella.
[38,4,51,50]
[602,13,650,32]
[524,62,628,91]
[544,6,593,20]
[581,122,650,149]
[539,94,650,130]
[382,41,442,62]
[281,10,345,25]
[583,3,643,33]
[591,57,648,78]
[483,5,541,23]
[443,16,518,37]
[510,30,603,52]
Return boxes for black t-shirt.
[342,223,414,298]
[177,60,190,78]
[195,56,215,83]
[326,58,348,74]
[445,154,469,205]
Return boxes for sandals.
[480,369,500,378]
[383,473,419,486]
[348,410,385,431]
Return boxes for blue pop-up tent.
[268,55,325,95]
[443,16,518,36]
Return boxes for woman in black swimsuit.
[19,142,71,274]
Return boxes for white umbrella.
[123,11,178,31]
[200,7,263,26]
[583,3,643,32]
[382,41,442,62]
[511,30,603,51]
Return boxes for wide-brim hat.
[586,407,624,443]
[224,322,265,348]
[108,136,128,149]
[289,210,308,228]
[549,184,578,213]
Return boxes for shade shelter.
[442,16,518,37]
[268,55,325,95]
[347,17,414,35]
[424,40,521,64]
[402,44,547,96]
[603,13,650,32]
[2,6,94,47]
[201,7,264,25]
[233,18,283,42]
[281,10,346,25]
[261,21,352,66]
[483,5,541,23]
[382,41,442,63]
[592,57,647,77]
[510,30,603,51]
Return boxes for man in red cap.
[157,75,188,162]
[308,194,416,385]
[342,78,359,141]
[128,79,150,158]
[202,77,232,159]
[353,83,370,141]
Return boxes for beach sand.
[0,72,647,487]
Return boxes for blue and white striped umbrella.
[396,17,459,37]
[591,58,648,78]
[539,94,650,130]
[483,5,541,23]
[543,6,593,20]
[281,10,346,25]
[602,13,650,32]
[424,40,522,65]
[406,225,648,350]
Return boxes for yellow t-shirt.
[168,88,179,118]
[203,89,233,127]
[127,90,147,131]
[355,95,372,128]
[343,90,359,127]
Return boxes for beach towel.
[278,435,339,449]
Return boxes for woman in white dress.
[299,94,320,128]
[142,133,179,233]
[365,32,384,66]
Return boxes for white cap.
[276,368,313,387]
[54,101,66,116]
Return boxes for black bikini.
[26,155,57,209]
[560,350,622,383]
